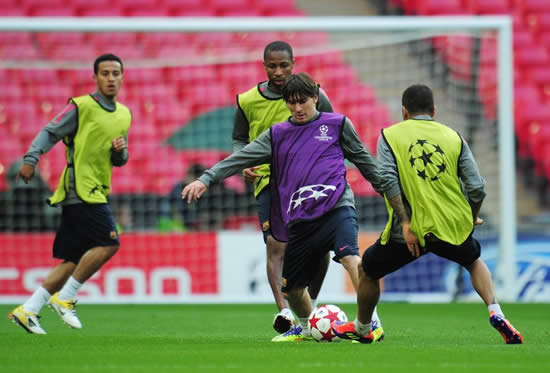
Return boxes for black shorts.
[361,234,481,280]
[281,206,360,292]
[53,203,120,264]
[256,186,274,243]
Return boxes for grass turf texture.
[1,303,549,372]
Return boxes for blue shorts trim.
[53,203,119,263]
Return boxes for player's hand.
[242,166,260,184]
[182,180,208,203]
[474,216,484,225]
[15,163,35,184]
[402,222,421,257]
[112,136,127,152]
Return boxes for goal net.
[0,16,516,303]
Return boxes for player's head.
[401,84,435,120]
[93,53,124,99]
[263,41,295,90]
[282,72,319,124]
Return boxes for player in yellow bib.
[333,84,523,344]
[233,41,334,333]
[9,54,131,334]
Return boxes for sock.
[488,303,504,318]
[311,298,318,309]
[354,318,372,335]
[22,286,51,315]
[372,306,383,328]
[58,276,82,301]
[298,317,310,335]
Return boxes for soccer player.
[9,53,131,334]
[332,84,524,344]
[233,41,334,333]
[183,72,395,342]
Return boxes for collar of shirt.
[411,114,433,120]
[92,91,116,112]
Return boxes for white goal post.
[0,16,516,302]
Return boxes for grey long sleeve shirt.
[200,114,395,216]
[23,91,129,205]
[231,81,334,153]
[377,115,487,242]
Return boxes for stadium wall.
[1,232,549,304]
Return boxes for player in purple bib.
[183,73,398,341]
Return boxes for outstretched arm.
[17,103,77,184]
[182,180,208,203]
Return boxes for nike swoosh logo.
[338,245,349,251]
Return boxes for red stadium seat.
[417,0,464,15]
[464,0,511,14]
[514,0,550,13]
[214,0,250,13]
[0,7,25,16]
[223,215,260,231]
[29,6,75,17]
[167,65,218,86]
[0,44,40,60]
[78,8,123,17]
[255,0,296,15]
[515,45,550,68]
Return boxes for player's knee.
[266,236,285,258]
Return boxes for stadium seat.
[29,6,75,17]
[125,8,171,17]
[464,0,511,14]
[223,215,260,231]
[526,12,550,36]
[255,0,296,15]
[346,167,378,197]
[0,44,40,60]
[0,7,25,16]
[78,8,123,17]
[214,0,250,13]
[167,65,218,87]
[417,0,464,15]
[0,83,24,102]
[514,0,550,13]
[17,69,59,84]
[515,45,550,68]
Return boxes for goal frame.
[0,15,516,301]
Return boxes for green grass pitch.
[1,303,549,372]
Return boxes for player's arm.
[233,99,261,183]
[182,130,272,203]
[316,87,334,113]
[17,104,78,184]
[458,135,487,225]
[111,136,129,167]
[340,117,389,194]
[375,132,420,255]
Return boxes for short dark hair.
[281,72,318,102]
[263,41,293,61]
[94,53,123,74]
[402,84,434,115]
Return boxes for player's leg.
[432,236,523,344]
[49,203,120,329]
[307,252,329,309]
[9,206,78,334]
[333,238,413,343]
[256,187,295,332]
[272,221,317,342]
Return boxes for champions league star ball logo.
[408,139,447,181]
[288,184,337,212]
[315,125,332,142]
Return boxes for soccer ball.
[308,304,348,342]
